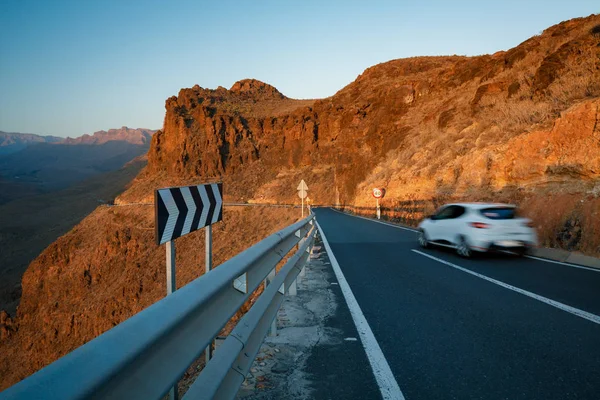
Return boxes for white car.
[417,203,538,257]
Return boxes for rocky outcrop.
[144,14,600,206]
[229,79,285,100]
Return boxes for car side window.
[434,206,455,220]
[451,206,466,219]
[434,205,465,220]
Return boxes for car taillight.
[470,222,490,229]
[523,221,534,228]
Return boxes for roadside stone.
[271,362,290,374]
[236,234,337,399]
[242,379,253,387]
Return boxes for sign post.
[297,180,308,217]
[155,182,223,400]
[204,223,212,363]
[166,241,176,295]
[372,188,385,220]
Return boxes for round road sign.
[372,188,385,199]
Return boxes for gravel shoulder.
[236,233,379,399]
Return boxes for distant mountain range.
[0,132,63,155]
[61,127,155,145]
[0,127,156,154]
[0,127,157,204]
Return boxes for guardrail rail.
[0,215,317,400]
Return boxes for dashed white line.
[316,220,405,400]
[412,249,600,325]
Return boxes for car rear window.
[479,207,517,219]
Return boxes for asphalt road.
[312,207,600,400]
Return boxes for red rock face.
[229,79,285,100]
[145,14,600,206]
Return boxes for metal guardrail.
[0,215,317,400]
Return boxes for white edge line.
[412,249,600,325]
[327,208,600,273]
[329,207,418,232]
[525,255,600,273]
[316,220,405,400]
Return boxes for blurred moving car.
[417,203,538,257]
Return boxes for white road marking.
[329,207,418,232]
[316,221,405,400]
[344,337,358,341]
[525,255,600,273]
[412,249,600,325]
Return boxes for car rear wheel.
[418,230,429,248]
[457,237,472,258]
[513,247,528,257]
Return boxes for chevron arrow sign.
[155,183,223,245]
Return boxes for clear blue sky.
[0,0,598,137]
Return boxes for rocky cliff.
[138,15,600,210]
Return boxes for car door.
[427,206,455,242]
[442,205,467,245]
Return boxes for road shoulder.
[236,233,380,400]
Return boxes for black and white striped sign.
[155,183,223,245]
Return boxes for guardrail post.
[266,267,277,336]
[301,242,312,279]
[288,278,297,296]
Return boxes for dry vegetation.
[352,16,600,255]
[215,98,316,119]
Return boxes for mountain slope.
[124,16,599,207]
[0,157,147,316]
